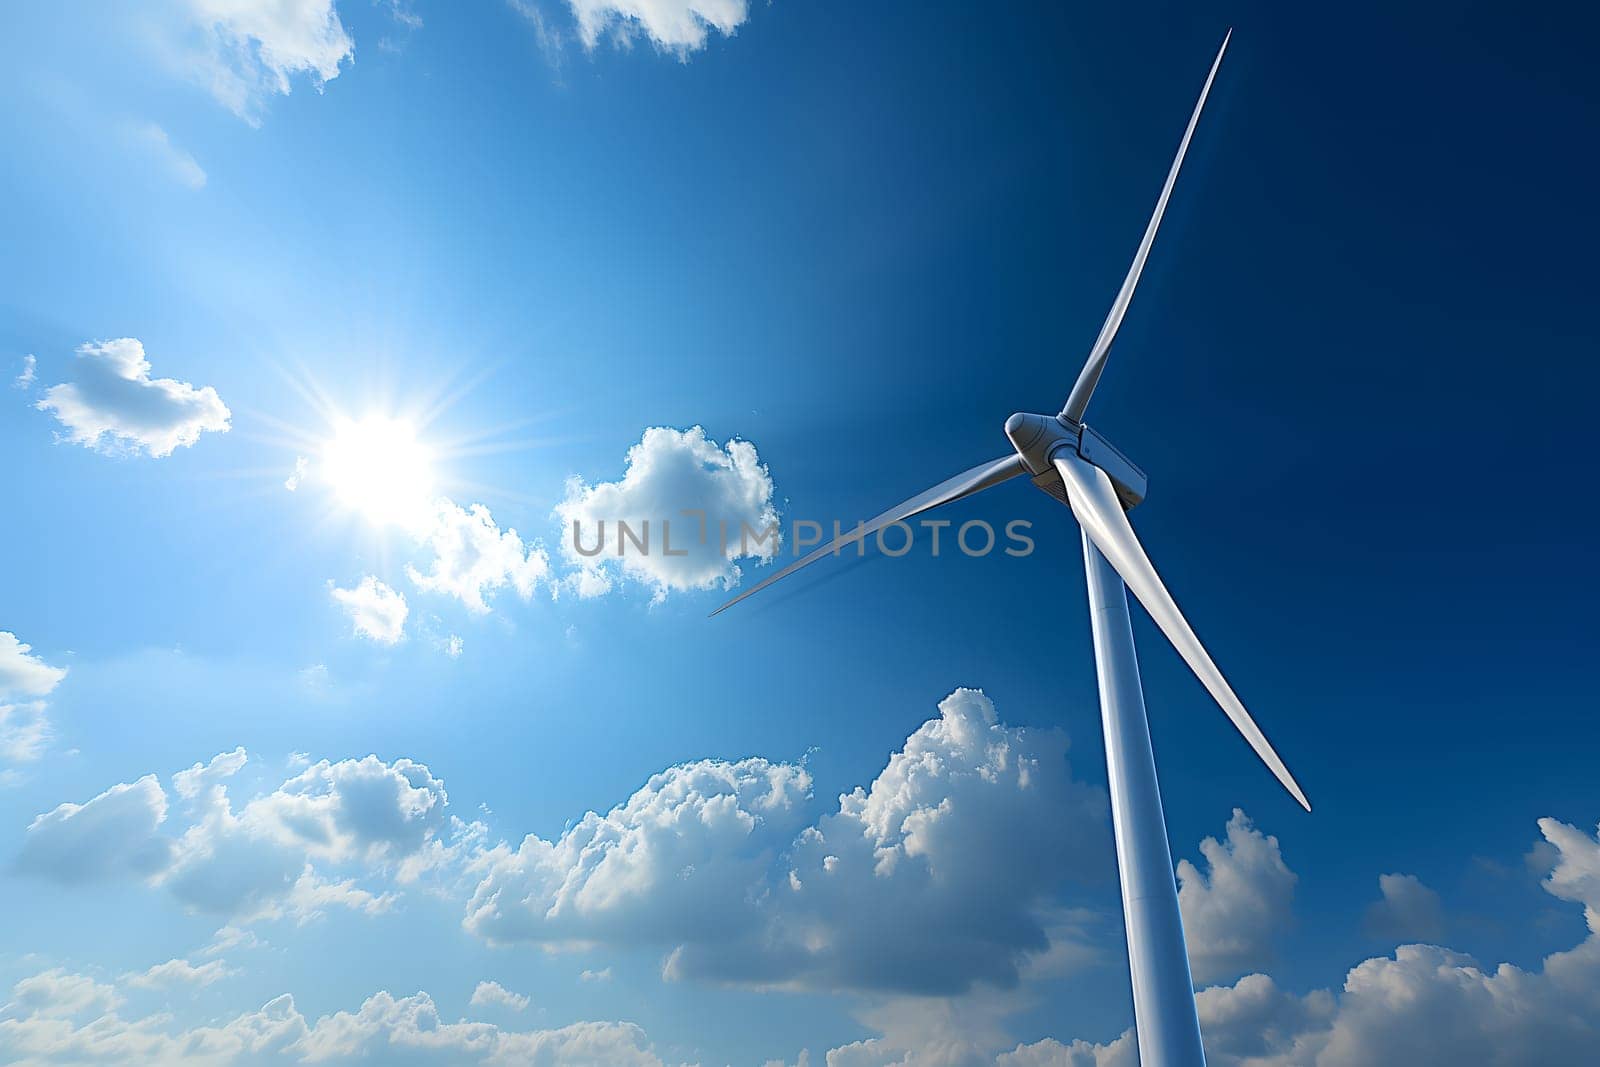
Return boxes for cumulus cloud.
[173,746,249,800]
[1177,809,1297,984]
[8,969,122,1020]
[466,688,1108,995]
[181,0,355,123]
[12,697,1114,1057]
[0,632,68,765]
[0,978,664,1065]
[470,980,530,1012]
[329,576,408,644]
[12,354,35,388]
[1021,817,1600,1067]
[828,990,1030,1067]
[15,750,473,924]
[562,0,751,55]
[164,754,453,919]
[14,775,174,883]
[35,339,230,458]
[555,426,780,603]
[1539,816,1600,909]
[0,632,67,701]
[407,501,550,613]
[1364,872,1445,942]
[123,957,234,989]
[997,1033,1135,1067]
[466,751,811,952]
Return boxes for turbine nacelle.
[1005,412,1148,510]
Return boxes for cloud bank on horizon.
[8,684,1600,1064]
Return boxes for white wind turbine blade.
[1053,449,1310,811]
[1061,29,1231,425]
[710,454,1027,616]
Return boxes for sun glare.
[321,415,435,527]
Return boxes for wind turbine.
[713,31,1307,1066]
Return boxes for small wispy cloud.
[285,455,309,491]
[377,0,424,54]
[13,355,36,389]
[131,123,207,190]
[508,0,752,62]
[507,0,569,73]
[329,577,408,645]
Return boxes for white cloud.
[380,0,423,32]
[0,632,67,701]
[0,702,52,764]
[330,576,408,644]
[0,979,665,1065]
[8,969,122,1020]
[0,632,68,765]
[285,454,309,491]
[174,746,249,800]
[164,754,451,919]
[14,775,174,883]
[827,990,1029,1067]
[470,980,530,1012]
[12,354,35,389]
[1540,816,1600,908]
[465,751,812,952]
[182,0,355,123]
[563,0,751,55]
[407,501,549,613]
[132,122,208,189]
[555,426,780,603]
[579,967,612,983]
[12,697,1111,1056]
[1364,872,1444,942]
[1026,817,1600,1067]
[466,688,1109,995]
[203,924,264,956]
[123,957,234,989]
[15,752,470,924]
[1177,809,1297,984]
[507,0,569,70]
[36,338,231,458]
[997,1033,1136,1067]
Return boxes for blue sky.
[2,1,1598,1064]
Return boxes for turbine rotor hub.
[1004,412,1148,510]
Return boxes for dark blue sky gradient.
[1,0,1597,1057]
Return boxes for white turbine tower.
[713,31,1307,1066]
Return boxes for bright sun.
[321,415,435,527]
